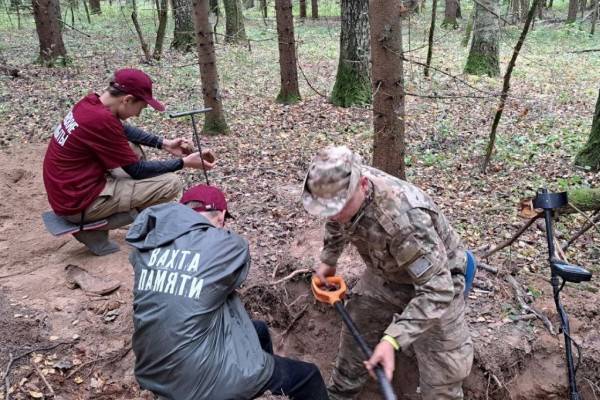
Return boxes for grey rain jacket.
[126,203,274,400]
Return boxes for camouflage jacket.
[319,166,466,350]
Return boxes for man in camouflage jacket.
[301,146,473,400]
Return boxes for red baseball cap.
[112,68,165,111]
[180,185,234,219]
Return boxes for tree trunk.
[32,0,68,66]
[424,0,438,76]
[591,0,598,34]
[172,0,195,51]
[275,0,301,104]
[311,0,318,18]
[575,89,600,170]
[152,0,168,59]
[482,0,540,172]
[224,0,247,43]
[209,0,219,15]
[192,0,229,135]
[464,0,500,77]
[510,0,520,22]
[330,0,370,107]
[131,0,152,62]
[567,0,578,22]
[83,0,91,23]
[299,0,306,18]
[89,0,101,14]
[442,0,459,27]
[462,6,474,46]
[520,0,529,20]
[260,0,267,16]
[370,0,406,179]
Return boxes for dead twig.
[271,268,311,286]
[279,304,309,339]
[3,342,72,400]
[480,216,540,259]
[505,275,555,335]
[239,268,313,295]
[478,262,498,274]
[66,345,132,379]
[4,353,13,400]
[32,361,54,396]
[563,211,600,252]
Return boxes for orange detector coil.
[311,275,348,306]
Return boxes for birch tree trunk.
[172,0,196,51]
[464,0,500,77]
[330,0,370,107]
[224,0,247,43]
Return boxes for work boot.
[65,264,120,295]
[73,229,120,256]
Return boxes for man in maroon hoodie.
[43,68,214,255]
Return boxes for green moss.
[464,51,499,77]
[203,116,229,135]
[276,90,301,105]
[171,34,195,52]
[36,54,72,68]
[330,62,371,107]
[441,17,459,29]
[568,187,600,212]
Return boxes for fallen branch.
[505,275,555,335]
[271,268,311,286]
[240,268,312,295]
[478,262,498,274]
[480,216,540,258]
[32,361,54,396]
[569,48,600,53]
[66,345,132,379]
[3,342,72,400]
[279,304,309,338]
[563,211,600,251]
[0,63,19,78]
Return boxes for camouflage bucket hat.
[301,146,363,217]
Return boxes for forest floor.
[1,2,600,399]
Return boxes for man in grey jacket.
[127,184,328,400]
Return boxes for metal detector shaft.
[168,108,212,185]
[542,206,580,400]
[333,302,397,400]
[168,108,212,118]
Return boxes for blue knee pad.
[464,250,477,297]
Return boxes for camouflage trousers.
[328,272,473,400]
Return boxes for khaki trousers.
[66,173,182,223]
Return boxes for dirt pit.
[2,145,600,400]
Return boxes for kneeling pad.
[42,211,108,236]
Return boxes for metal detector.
[533,188,592,400]
[312,276,397,400]
[169,108,212,185]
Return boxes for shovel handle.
[311,275,347,305]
